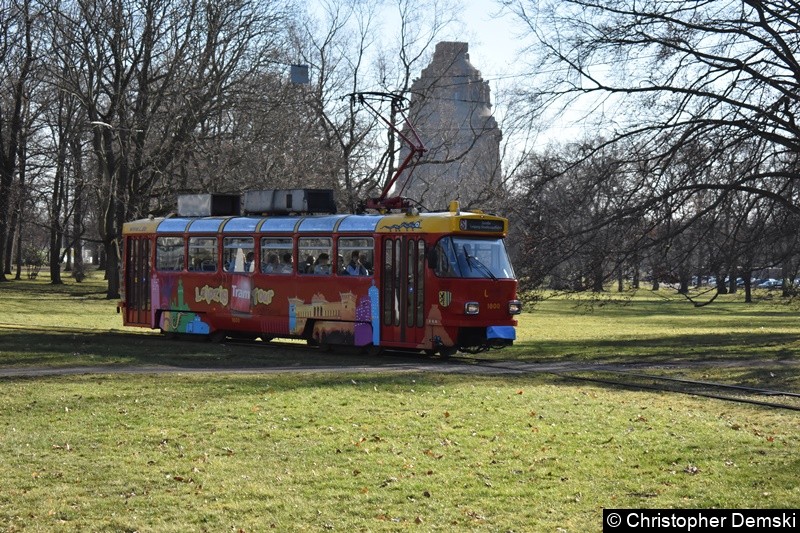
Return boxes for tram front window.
[432,236,514,279]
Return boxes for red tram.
[119,189,520,355]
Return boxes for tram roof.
[123,210,507,236]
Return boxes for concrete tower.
[397,42,502,210]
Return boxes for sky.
[304,0,527,91]
[414,0,590,148]
[450,1,525,80]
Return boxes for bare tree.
[497,1,800,299]
[509,138,644,291]
[286,0,391,213]
[45,0,290,298]
[0,0,40,282]
[505,0,800,211]
[289,0,469,213]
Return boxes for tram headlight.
[464,301,480,315]
[508,300,522,315]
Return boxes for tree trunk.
[743,270,753,303]
[4,195,17,275]
[678,278,689,294]
[12,139,26,280]
[716,273,728,294]
[49,137,67,285]
[592,262,604,292]
[72,137,85,282]
[104,239,121,299]
[781,263,793,297]
[0,3,33,282]
[0,166,13,282]
[13,215,22,280]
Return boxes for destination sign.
[460,219,505,232]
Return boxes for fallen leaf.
[423,449,444,459]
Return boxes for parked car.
[757,278,782,289]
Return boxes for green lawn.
[508,290,800,364]
[1,273,799,531]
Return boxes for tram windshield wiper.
[463,246,497,281]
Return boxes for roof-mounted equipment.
[177,194,241,217]
[242,189,336,215]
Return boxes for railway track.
[439,354,800,412]
[549,368,800,412]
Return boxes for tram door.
[381,237,426,346]
[124,236,152,326]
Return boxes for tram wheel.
[229,333,257,341]
[209,331,226,343]
[364,345,384,356]
[438,345,458,357]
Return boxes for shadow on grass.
[2,328,800,401]
[0,277,108,298]
[0,330,449,371]
[496,331,800,365]
[2,327,798,371]
[538,298,800,323]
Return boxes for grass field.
[1,272,799,531]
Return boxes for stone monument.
[397,42,503,210]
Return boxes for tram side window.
[338,237,373,276]
[156,237,184,271]
[188,237,218,272]
[223,237,254,273]
[298,237,332,275]
[261,237,293,274]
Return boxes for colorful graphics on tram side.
[156,276,381,346]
